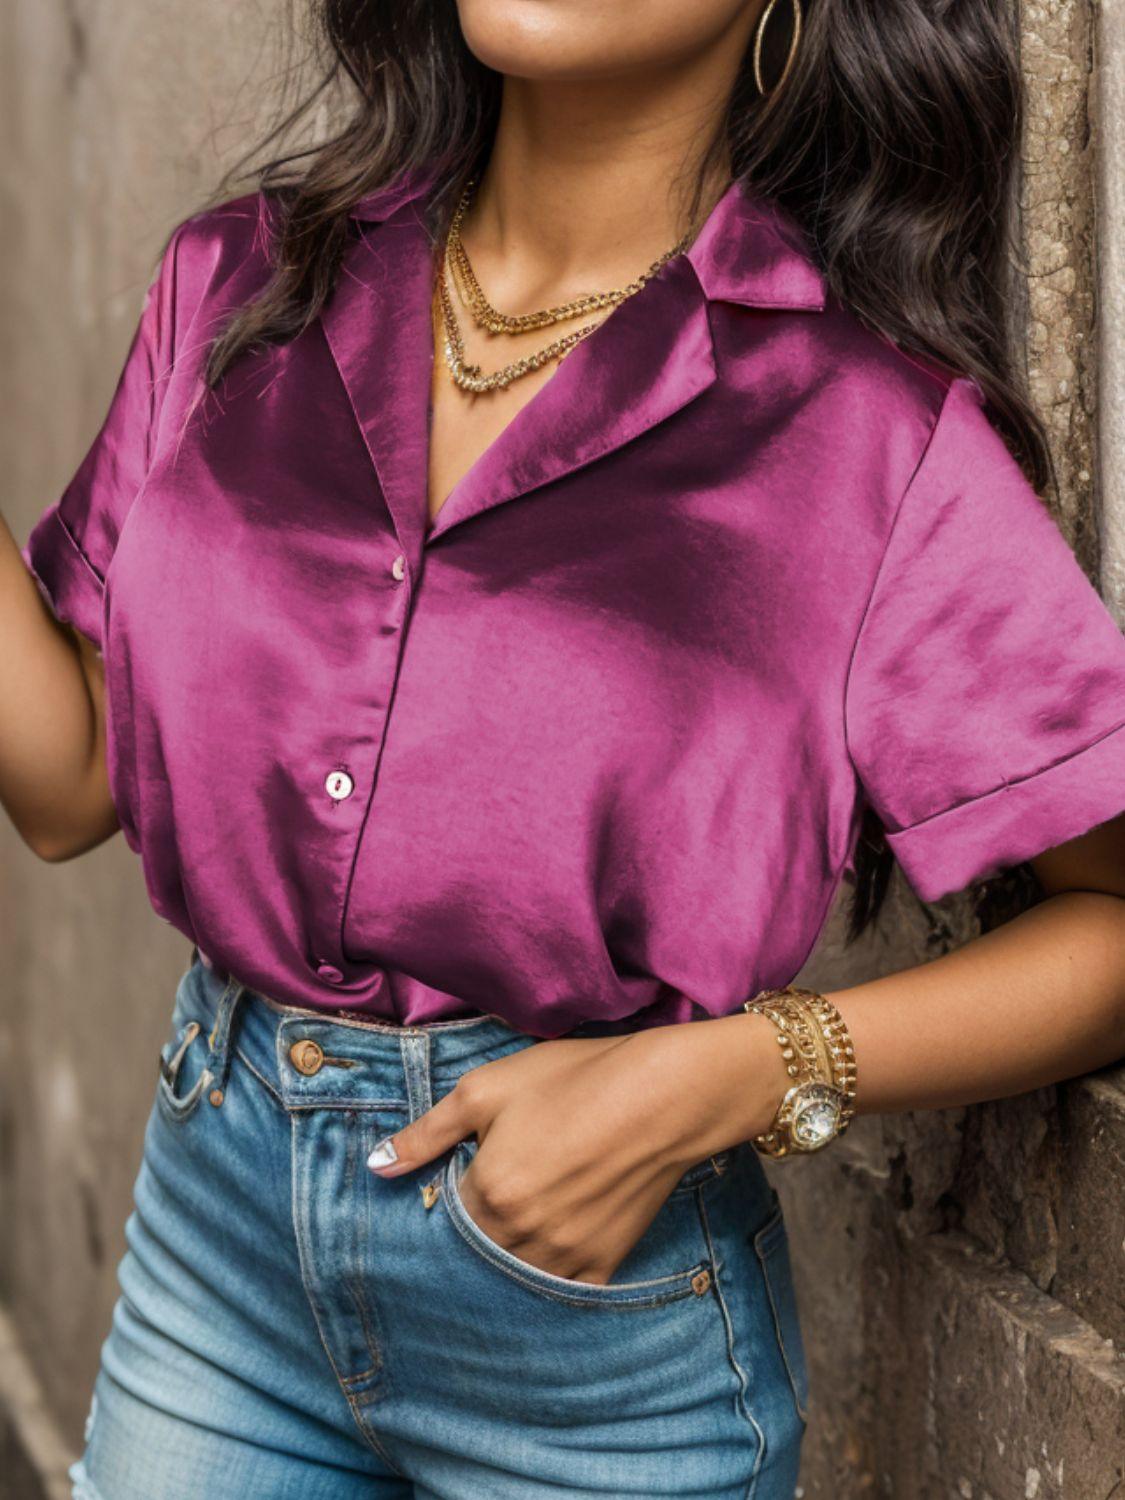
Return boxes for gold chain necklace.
[435,178,699,394]
[434,270,604,395]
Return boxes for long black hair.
[202,0,1052,943]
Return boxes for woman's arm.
[369,811,1125,1285]
[0,511,119,860]
[822,813,1125,1120]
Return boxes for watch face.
[790,1084,843,1149]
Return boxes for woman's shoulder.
[135,186,306,357]
[717,246,965,461]
[819,293,966,426]
[161,187,278,300]
[811,295,1023,524]
[733,284,978,517]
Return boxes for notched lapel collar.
[316,168,823,553]
[318,205,437,563]
[687,176,828,311]
[425,254,718,543]
[319,204,718,551]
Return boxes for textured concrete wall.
[1,2,1122,1496]
[0,0,293,1474]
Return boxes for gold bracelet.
[742,985,857,1156]
[795,989,858,1131]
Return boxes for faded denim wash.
[70,949,809,1499]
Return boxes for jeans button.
[289,1039,325,1076]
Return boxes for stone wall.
[781,4,1125,1497]
[1,3,1122,1497]
[1097,0,1125,619]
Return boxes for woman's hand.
[366,1012,789,1285]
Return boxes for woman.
[4,0,1125,1494]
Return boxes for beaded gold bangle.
[742,985,858,1155]
[794,989,858,1131]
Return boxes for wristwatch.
[742,985,857,1157]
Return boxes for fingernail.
[367,1137,399,1172]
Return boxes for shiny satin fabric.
[22,165,1125,1035]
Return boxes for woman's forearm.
[0,511,117,859]
[821,889,1125,1119]
[652,888,1125,1169]
[368,887,1125,1291]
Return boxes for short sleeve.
[21,223,183,651]
[845,375,1125,903]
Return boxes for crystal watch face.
[789,1084,843,1149]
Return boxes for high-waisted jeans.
[69,948,809,1499]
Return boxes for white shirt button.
[391,553,407,582]
[325,769,354,801]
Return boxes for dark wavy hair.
[203,0,1052,944]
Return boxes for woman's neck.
[461,66,737,308]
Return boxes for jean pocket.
[156,1009,213,1125]
[667,1147,736,1196]
[751,1203,810,1424]
[440,1140,716,1310]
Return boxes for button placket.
[311,536,418,990]
[315,764,359,983]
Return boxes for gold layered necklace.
[434,177,699,394]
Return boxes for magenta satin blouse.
[22,165,1125,1036]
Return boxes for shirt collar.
[347,163,827,314]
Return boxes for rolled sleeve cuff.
[886,718,1125,903]
[21,506,106,651]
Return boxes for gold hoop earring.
[753,0,803,96]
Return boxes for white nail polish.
[367,1137,399,1170]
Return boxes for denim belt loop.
[204,974,250,1104]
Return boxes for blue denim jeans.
[70,949,809,1499]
